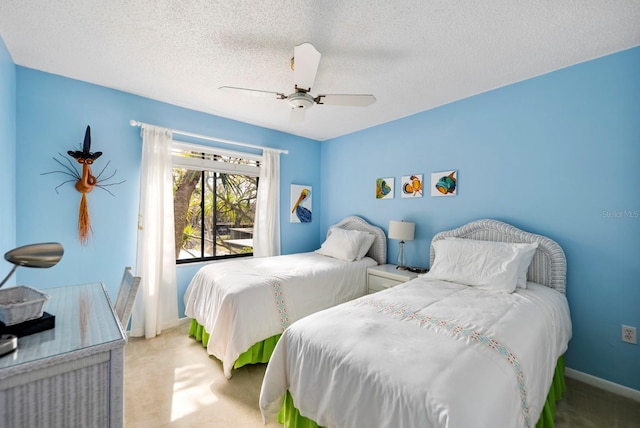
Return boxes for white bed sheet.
[184,252,376,378]
[260,277,572,428]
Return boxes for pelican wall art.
[290,184,312,223]
[431,170,457,197]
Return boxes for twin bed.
[259,219,571,428]
[184,215,386,378]
[185,217,571,428]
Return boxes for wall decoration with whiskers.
[42,126,125,245]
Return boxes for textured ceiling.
[1,1,639,141]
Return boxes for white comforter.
[184,252,376,378]
[260,277,572,428]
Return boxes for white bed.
[183,215,386,378]
[260,219,572,428]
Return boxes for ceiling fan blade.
[293,43,321,92]
[315,94,377,107]
[290,107,306,123]
[219,86,285,99]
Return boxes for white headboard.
[327,216,387,265]
[430,219,567,293]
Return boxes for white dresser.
[0,282,126,428]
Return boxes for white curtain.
[253,148,281,257]
[130,125,179,338]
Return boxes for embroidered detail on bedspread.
[356,298,532,428]
[269,278,290,331]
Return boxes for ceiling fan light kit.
[220,42,376,122]
[287,91,314,109]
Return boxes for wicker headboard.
[430,219,567,293]
[327,216,387,265]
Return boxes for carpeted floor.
[124,322,640,427]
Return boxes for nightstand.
[367,264,419,294]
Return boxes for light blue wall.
[0,36,16,278]
[320,47,640,391]
[13,67,321,317]
[4,28,638,392]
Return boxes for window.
[172,141,260,264]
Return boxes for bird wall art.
[42,125,124,245]
[290,184,312,223]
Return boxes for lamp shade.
[0,242,64,289]
[388,220,415,241]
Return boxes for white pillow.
[442,238,538,288]
[442,239,538,288]
[315,228,375,261]
[513,241,538,288]
[424,239,527,293]
[355,232,376,260]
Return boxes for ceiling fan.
[219,42,376,122]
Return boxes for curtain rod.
[129,120,288,155]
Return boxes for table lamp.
[0,242,63,357]
[0,242,64,288]
[388,220,415,270]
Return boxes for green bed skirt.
[278,355,567,428]
[188,320,281,369]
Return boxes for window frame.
[172,141,261,265]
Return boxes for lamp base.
[396,240,407,271]
[0,334,17,357]
[0,312,55,337]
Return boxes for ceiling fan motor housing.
[287,91,314,109]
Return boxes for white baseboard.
[565,367,640,402]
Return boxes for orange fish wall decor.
[401,174,423,198]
